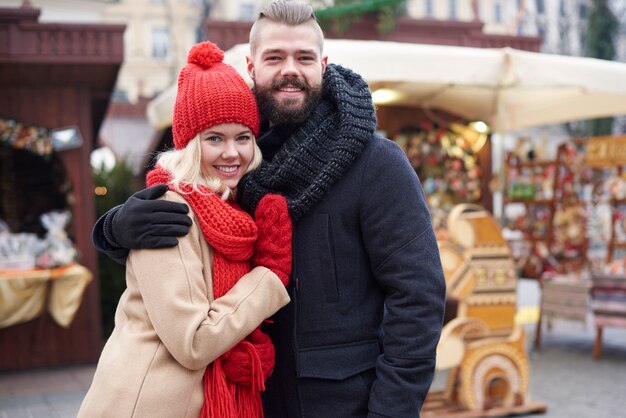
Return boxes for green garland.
[315,0,405,18]
[0,117,53,158]
[315,0,405,35]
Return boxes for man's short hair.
[249,0,324,57]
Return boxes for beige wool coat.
[78,191,290,418]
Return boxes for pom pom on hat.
[187,41,224,69]
[172,41,259,150]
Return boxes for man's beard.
[254,77,322,126]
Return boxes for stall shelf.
[503,141,589,280]
[584,135,626,358]
[503,153,557,279]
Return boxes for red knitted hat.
[172,41,259,149]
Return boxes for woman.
[78,41,292,418]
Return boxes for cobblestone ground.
[521,324,626,418]
[0,363,94,418]
[1,279,625,418]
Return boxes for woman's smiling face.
[199,123,255,189]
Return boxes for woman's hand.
[252,194,292,286]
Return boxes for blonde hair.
[249,0,324,57]
[156,134,263,200]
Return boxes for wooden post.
[593,326,603,359]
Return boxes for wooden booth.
[0,5,124,370]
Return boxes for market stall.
[502,134,626,355]
[0,5,124,370]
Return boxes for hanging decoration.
[394,120,482,211]
[0,117,54,158]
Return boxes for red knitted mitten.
[222,328,275,385]
[252,194,292,286]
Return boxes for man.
[94,1,446,416]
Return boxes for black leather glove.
[108,184,192,249]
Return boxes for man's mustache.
[272,78,308,90]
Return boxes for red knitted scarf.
[147,165,272,418]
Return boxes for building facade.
[0,0,111,22]
[205,0,625,60]
[102,0,205,102]
[9,1,623,104]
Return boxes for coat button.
[294,276,299,292]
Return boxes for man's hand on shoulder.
[109,184,192,249]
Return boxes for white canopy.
[147,39,626,133]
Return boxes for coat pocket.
[315,213,339,302]
[298,339,380,380]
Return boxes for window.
[239,3,255,21]
[494,2,502,23]
[425,0,433,17]
[449,0,457,19]
[151,27,169,59]
[536,0,545,14]
[112,89,129,102]
[538,26,545,38]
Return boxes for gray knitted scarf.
[237,64,377,220]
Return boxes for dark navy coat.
[262,133,446,418]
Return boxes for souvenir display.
[503,140,591,278]
[0,211,77,270]
[503,134,626,356]
[0,212,87,330]
[0,231,45,271]
[37,211,78,268]
[395,121,482,211]
[0,117,53,158]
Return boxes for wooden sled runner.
[423,204,547,418]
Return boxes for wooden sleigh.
[423,204,546,418]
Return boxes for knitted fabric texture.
[237,64,377,220]
[173,41,259,149]
[221,328,275,385]
[146,166,272,418]
[252,194,292,286]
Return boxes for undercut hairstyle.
[249,0,324,57]
[156,134,262,201]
